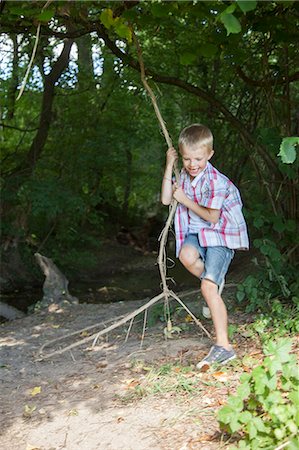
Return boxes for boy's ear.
[208,149,214,160]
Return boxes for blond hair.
[178,124,213,152]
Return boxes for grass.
[116,360,235,405]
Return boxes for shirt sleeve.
[200,178,227,210]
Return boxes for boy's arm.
[173,186,220,224]
[161,148,178,205]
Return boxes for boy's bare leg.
[179,245,204,278]
[201,279,231,350]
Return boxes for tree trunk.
[25,38,74,173]
[1,38,74,287]
[76,33,94,90]
[7,33,19,120]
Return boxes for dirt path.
[0,292,255,450]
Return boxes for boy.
[161,124,249,368]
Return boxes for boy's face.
[180,144,214,179]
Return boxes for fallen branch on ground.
[38,289,211,360]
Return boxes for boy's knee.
[201,279,218,299]
[179,246,198,267]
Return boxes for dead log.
[34,253,78,307]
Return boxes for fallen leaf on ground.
[212,371,229,382]
[26,444,42,450]
[23,404,36,418]
[197,363,210,373]
[117,416,125,423]
[122,378,140,389]
[80,331,90,337]
[198,431,219,442]
[30,386,41,396]
[184,315,194,323]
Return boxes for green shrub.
[237,238,298,313]
[217,337,298,449]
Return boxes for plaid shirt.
[174,162,249,256]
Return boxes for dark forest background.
[0,0,298,314]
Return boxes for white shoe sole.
[202,306,212,319]
[196,353,236,370]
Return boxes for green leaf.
[198,43,218,58]
[288,438,299,450]
[239,411,252,423]
[253,239,262,248]
[252,416,267,432]
[7,6,36,17]
[114,21,132,42]
[100,8,114,30]
[263,338,293,363]
[236,290,245,302]
[237,1,257,13]
[253,217,264,228]
[289,390,299,407]
[252,366,267,394]
[277,137,298,164]
[223,4,237,14]
[151,3,171,18]
[220,13,242,35]
[179,52,197,65]
[247,420,258,439]
[273,217,285,233]
[217,405,235,424]
[227,395,244,411]
[237,382,251,400]
[230,416,242,433]
[37,8,55,22]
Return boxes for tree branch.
[236,66,299,87]
[0,123,38,132]
[95,23,283,180]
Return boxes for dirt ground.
[0,288,259,450]
[0,241,260,450]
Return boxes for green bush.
[237,238,298,313]
[217,338,299,449]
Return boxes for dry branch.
[38,293,164,360]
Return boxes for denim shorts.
[182,233,234,287]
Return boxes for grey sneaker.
[201,279,225,319]
[196,345,236,370]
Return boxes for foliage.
[0,0,298,290]
[250,298,299,340]
[218,337,299,449]
[236,238,298,313]
[278,137,299,164]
